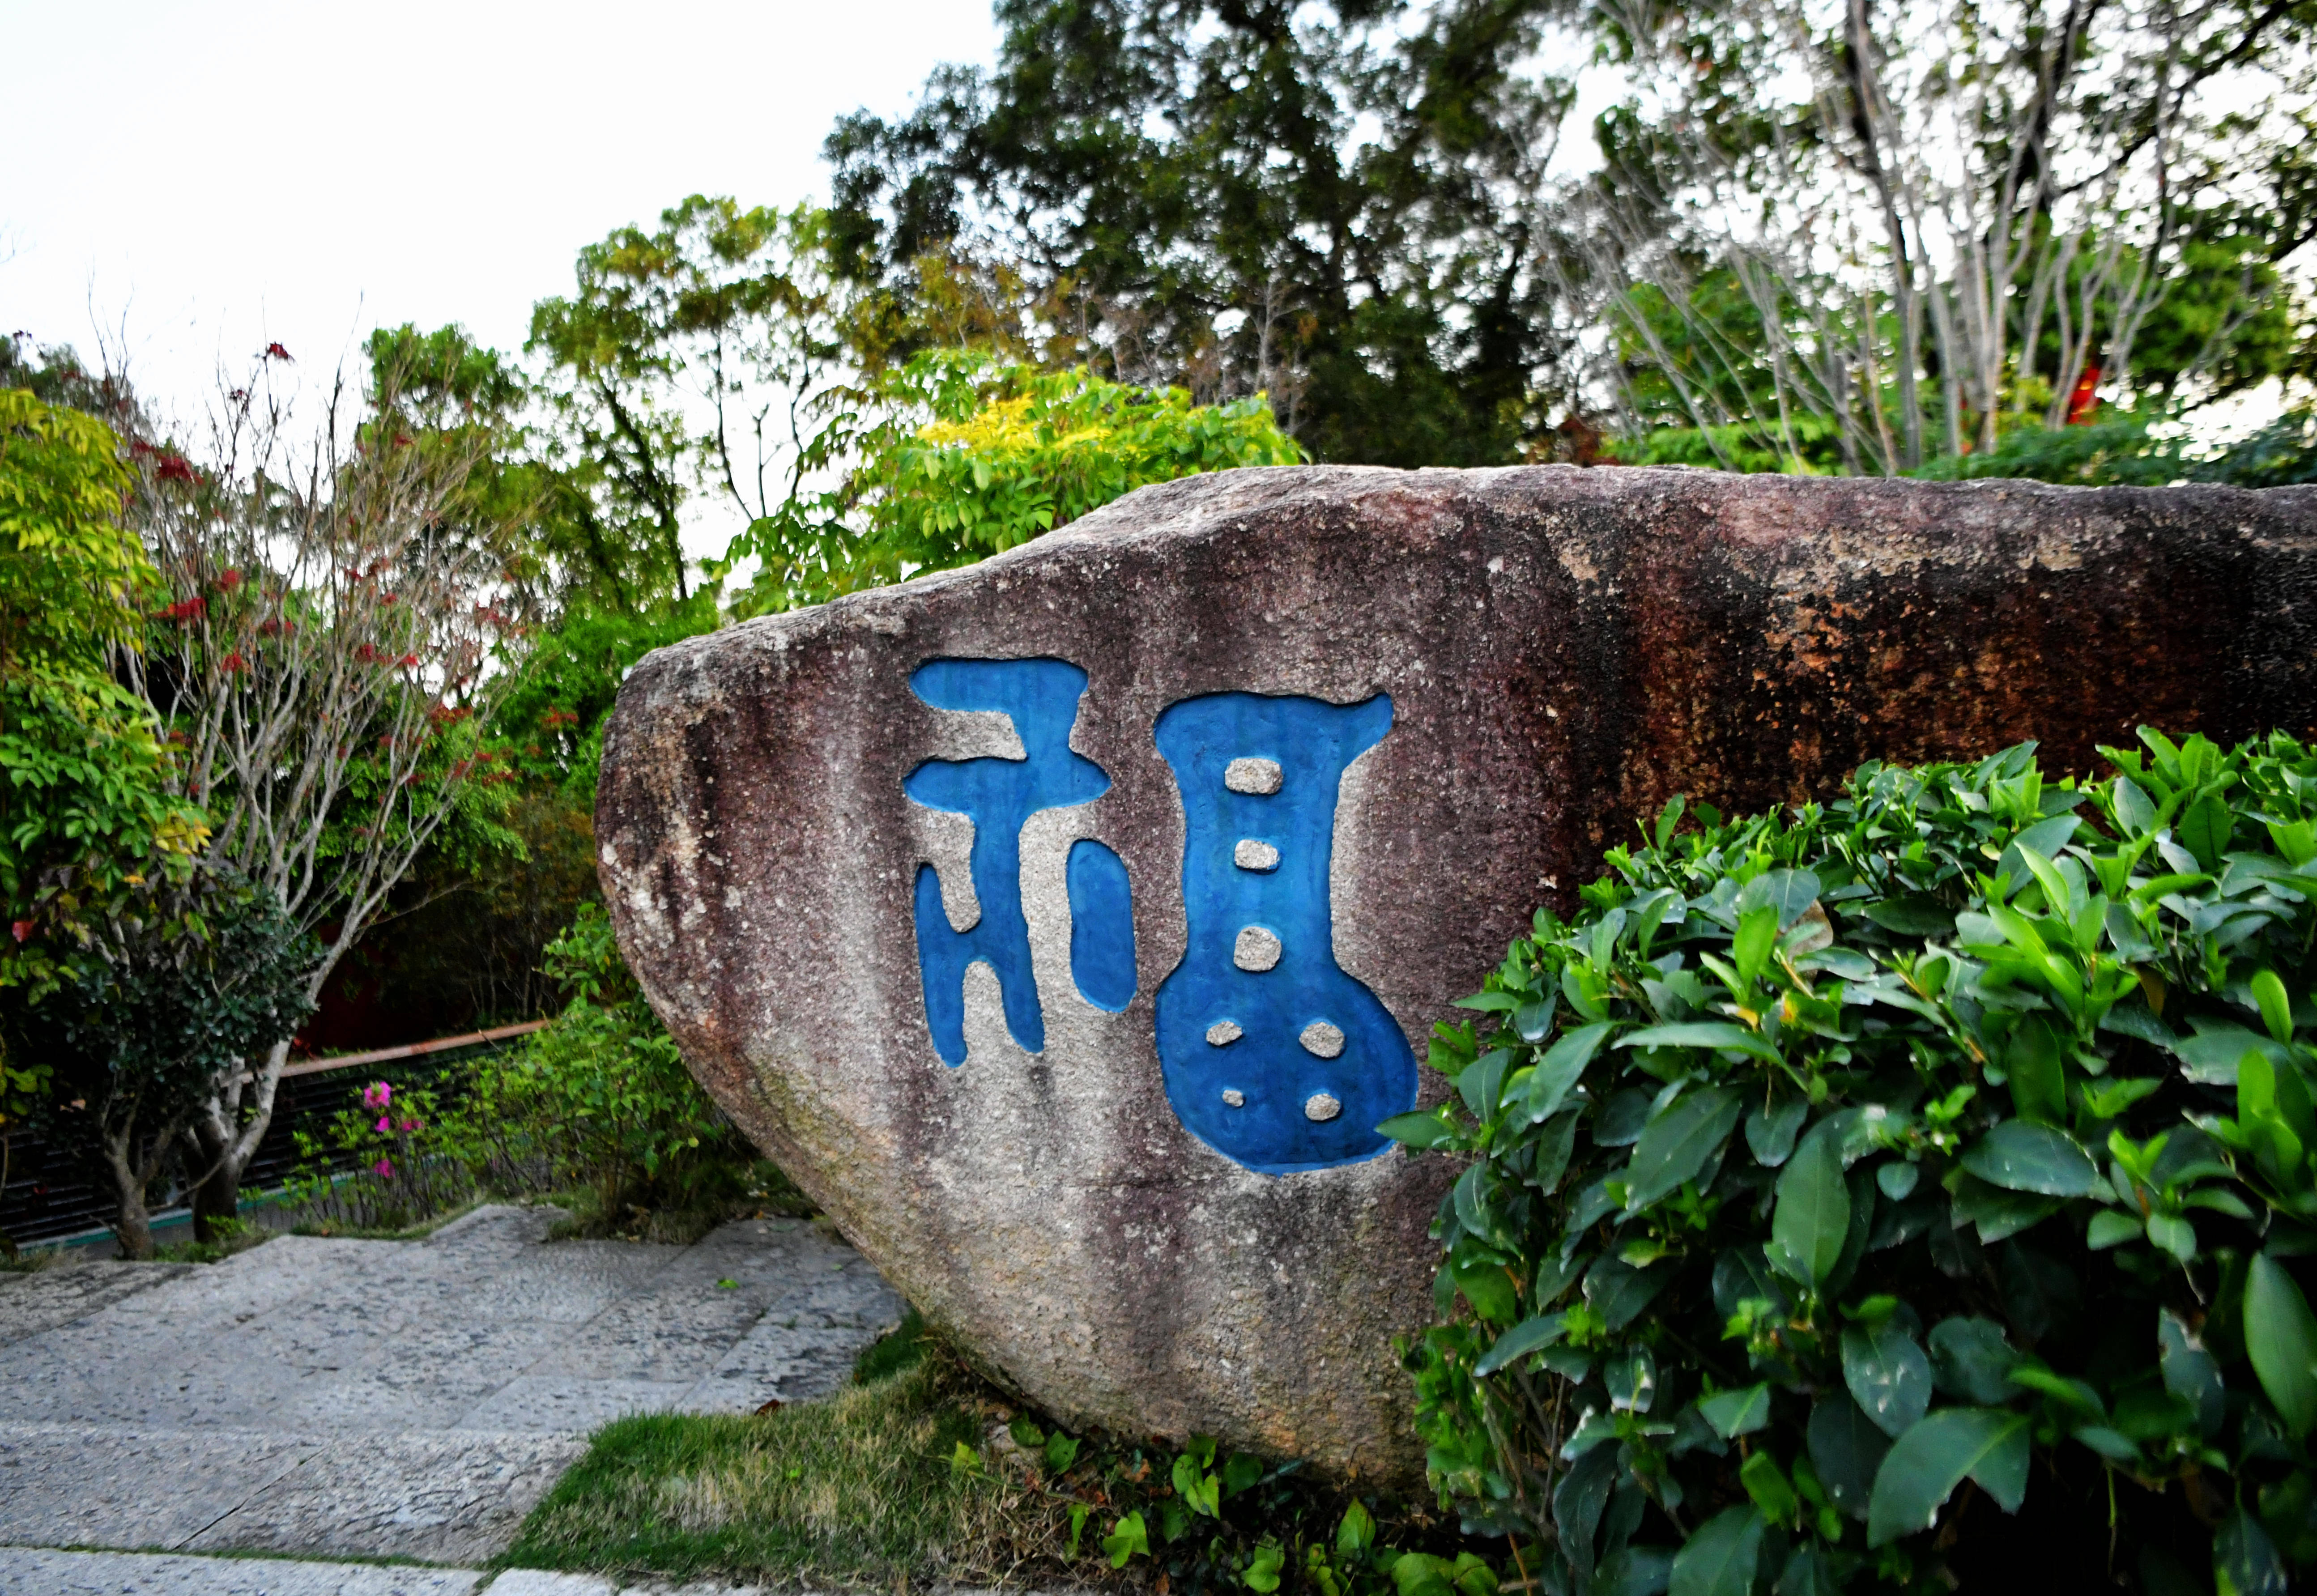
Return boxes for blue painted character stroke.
[904,658,1116,1063]
[1153,693,1417,1174]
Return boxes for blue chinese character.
[1153,693,1417,1174]
[905,658,1134,1064]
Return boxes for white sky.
[3,0,999,556]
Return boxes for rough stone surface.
[0,1205,899,1561]
[595,464,2317,1481]
[0,1546,485,1595]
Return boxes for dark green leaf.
[1475,1312,1569,1376]
[1697,1384,1773,1438]
[1526,1022,1616,1123]
[1555,1442,1619,1577]
[1595,1547,1673,1596]
[1864,897,1955,936]
[1531,1109,1582,1194]
[1625,1087,1745,1208]
[1807,1395,1890,1520]
[1585,1255,1678,1332]
[1770,1127,1850,1286]
[1448,1252,1518,1326]
[2245,1251,2317,1438]
[1843,1320,1934,1439]
[1949,1174,2064,1244]
[1866,1408,2031,1546]
[2111,775,2157,837]
[1960,1121,2098,1196]
[2157,1309,2225,1439]
[1460,1048,1515,1118]
[1597,1089,1654,1147]
[1745,1099,1808,1167]
[1927,1317,2019,1406]
[2216,1508,2288,1596]
[1514,997,1558,1043]
[1667,1506,1763,1596]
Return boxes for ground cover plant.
[1391,730,2317,1594]
[509,1311,1488,1594]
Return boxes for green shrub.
[1389,730,2317,1594]
[443,902,730,1217]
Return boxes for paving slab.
[0,1545,484,1594]
[0,1205,902,1562]
[0,1260,192,1346]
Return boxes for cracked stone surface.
[0,1204,902,1562]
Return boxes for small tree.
[19,876,313,1257]
[0,384,208,1247]
[117,347,528,1237]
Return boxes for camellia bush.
[1388,730,2317,1595]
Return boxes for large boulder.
[596,465,2317,1481]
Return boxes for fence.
[0,1021,547,1248]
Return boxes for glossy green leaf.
[2215,1508,2288,1596]
[2245,1251,2317,1437]
[1739,1452,1798,1523]
[1584,1255,1678,1331]
[1697,1383,1773,1438]
[1807,1395,1891,1520]
[2111,775,2157,836]
[1616,1022,1781,1064]
[1843,1319,1934,1438]
[1377,1110,1460,1149]
[1474,1312,1569,1376]
[1867,1408,2031,1546]
[1927,1317,2019,1405]
[1624,1087,1744,1208]
[1667,1505,1763,1596]
[1770,1127,1850,1286]
[2178,794,2235,872]
[1525,1022,1616,1123]
[1738,868,1821,928]
[1960,1121,2098,1196]
[1746,1098,1808,1167]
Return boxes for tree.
[115,346,528,1238]
[0,383,208,1244]
[825,0,1583,467]
[1562,0,2313,474]
[19,877,312,1257]
[528,199,860,614]
[724,349,1305,613]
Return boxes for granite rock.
[595,464,2317,1480]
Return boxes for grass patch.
[505,1324,1475,1593]
[504,1353,995,1585]
[541,1158,819,1246]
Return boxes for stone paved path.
[0,1205,903,1564]
[0,1546,790,1593]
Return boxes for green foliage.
[487,594,720,802]
[727,350,1303,613]
[0,388,207,1148]
[1393,731,2317,1592]
[436,903,727,1217]
[826,1,1573,466]
[16,877,314,1252]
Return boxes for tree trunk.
[103,1135,156,1260]
[190,1124,239,1244]
[189,1034,296,1240]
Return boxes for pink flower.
[361,1081,392,1109]
[373,1158,394,1177]
[399,1118,420,1132]
[376,1115,392,1132]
